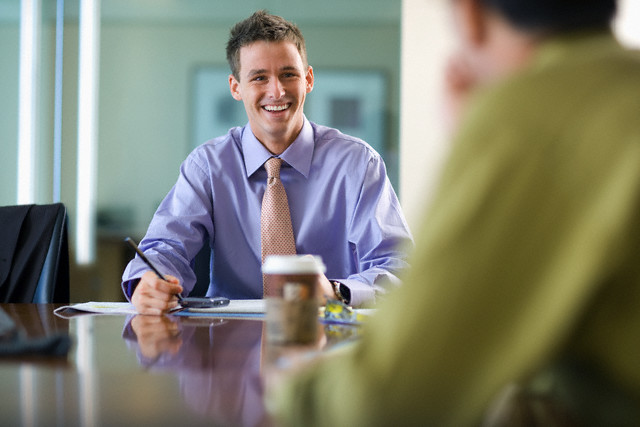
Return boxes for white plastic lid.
[262,255,326,275]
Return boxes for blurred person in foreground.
[269,0,640,425]
[121,11,412,314]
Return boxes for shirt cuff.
[122,278,141,302]
[330,279,374,308]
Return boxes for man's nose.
[267,78,285,99]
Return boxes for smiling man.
[121,11,412,314]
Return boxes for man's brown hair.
[226,10,308,80]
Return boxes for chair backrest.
[0,203,70,303]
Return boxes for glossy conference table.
[0,303,359,426]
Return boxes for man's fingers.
[133,293,180,313]
[132,297,175,315]
[316,273,334,305]
[140,271,183,295]
[132,271,183,314]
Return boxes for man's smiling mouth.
[263,104,291,112]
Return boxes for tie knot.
[265,157,282,178]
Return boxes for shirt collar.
[534,29,617,73]
[242,117,314,179]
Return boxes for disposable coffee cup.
[262,255,326,344]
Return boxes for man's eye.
[253,76,266,82]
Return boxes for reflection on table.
[125,315,267,426]
[0,304,362,426]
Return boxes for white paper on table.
[53,302,138,318]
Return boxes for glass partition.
[0,1,20,206]
[0,0,61,205]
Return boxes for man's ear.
[229,74,242,101]
[305,66,314,94]
[458,0,488,46]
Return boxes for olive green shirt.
[272,31,640,426]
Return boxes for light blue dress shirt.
[122,117,412,306]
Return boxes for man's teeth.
[264,104,289,112]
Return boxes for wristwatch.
[331,281,351,305]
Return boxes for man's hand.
[130,315,183,360]
[316,274,335,305]
[131,270,183,315]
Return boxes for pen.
[124,237,184,303]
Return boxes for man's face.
[229,40,314,152]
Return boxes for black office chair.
[0,203,70,303]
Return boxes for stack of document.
[53,300,266,318]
